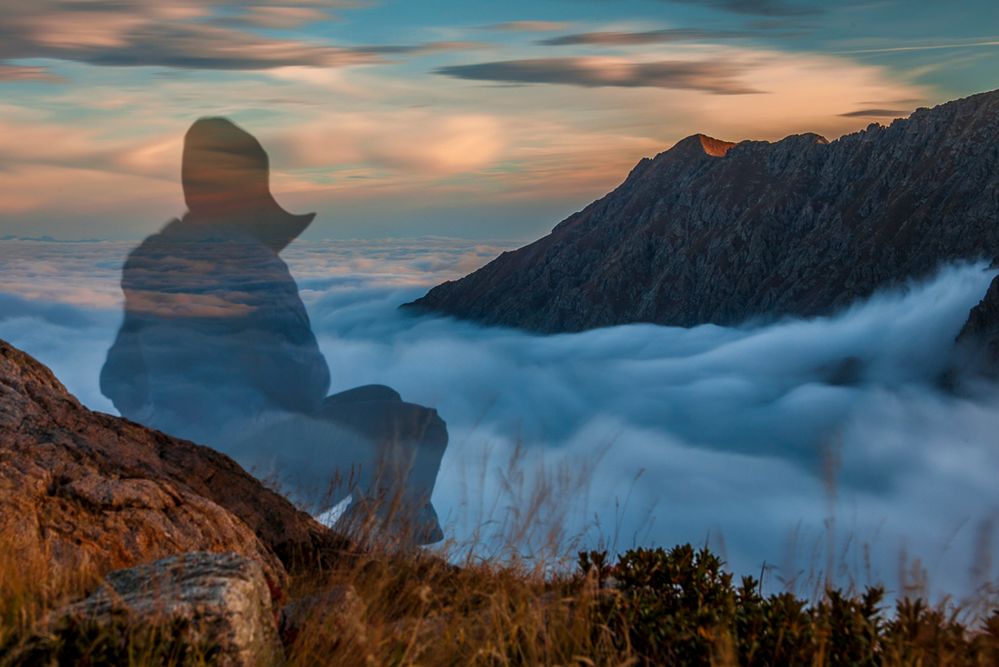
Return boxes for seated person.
[101,117,445,544]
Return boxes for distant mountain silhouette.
[405,90,999,334]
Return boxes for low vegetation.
[5,530,997,666]
[282,542,999,666]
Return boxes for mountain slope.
[406,91,999,333]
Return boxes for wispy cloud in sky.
[0,1,482,76]
[1,0,995,240]
[437,57,760,94]
[838,108,911,118]
[665,0,822,17]
[1,0,997,600]
[538,28,751,47]
[0,40,928,240]
[834,39,999,55]
[0,64,64,82]
[480,21,571,33]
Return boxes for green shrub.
[579,544,999,666]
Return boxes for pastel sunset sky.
[1,0,997,240]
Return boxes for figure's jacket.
[100,214,331,442]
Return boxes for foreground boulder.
[407,90,999,333]
[0,339,349,586]
[13,552,282,667]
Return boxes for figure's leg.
[317,390,448,544]
[225,412,368,513]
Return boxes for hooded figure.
[101,118,329,438]
[102,118,445,544]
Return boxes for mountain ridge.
[406,89,999,334]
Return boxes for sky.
[2,1,999,598]
[1,0,998,240]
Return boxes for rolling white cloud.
[1,237,996,599]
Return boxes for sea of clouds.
[2,237,998,600]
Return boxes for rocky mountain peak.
[696,134,737,157]
[405,88,999,335]
[668,133,737,158]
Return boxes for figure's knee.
[323,385,401,407]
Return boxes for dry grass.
[0,538,100,650]
[278,531,999,667]
[282,547,625,666]
[282,453,630,665]
[278,461,999,667]
[1,453,997,666]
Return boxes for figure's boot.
[319,386,448,545]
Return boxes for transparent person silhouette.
[101,118,445,544]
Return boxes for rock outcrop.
[406,90,999,333]
[37,553,283,667]
[0,338,349,587]
[953,273,999,380]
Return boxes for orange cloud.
[0,39,929,238]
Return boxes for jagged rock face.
[954,274,999,379]
[0,339,348,585]
[407,91,999,333]
[46,553,284,667]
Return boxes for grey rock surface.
[407,90,999,333]
[56,552,283,667]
